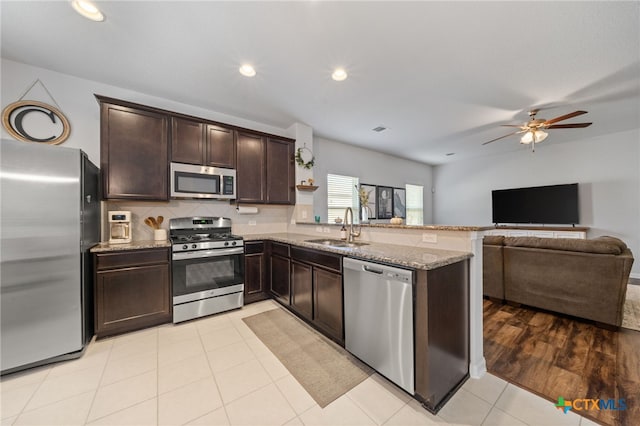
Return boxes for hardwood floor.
[483,298,640,426]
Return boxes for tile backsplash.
[102,199,293,241]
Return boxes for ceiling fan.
[483,109,592,151]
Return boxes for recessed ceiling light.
[239,64,256,77]
[331,68,348,81]
[70,0,105,22]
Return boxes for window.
[405,184,424,225]
[327,174,359,223]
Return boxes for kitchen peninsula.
[241,231,473,412]
[285,222,491,381]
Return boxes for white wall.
[312,137,433,223]
[433,129,640,275]
[0,59,292,165]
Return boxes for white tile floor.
[0,300,595,426]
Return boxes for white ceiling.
[2,1,639,165]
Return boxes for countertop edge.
[243,233,473,271]
[294,222,494,231]
[90,240,172,253]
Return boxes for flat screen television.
[492,183,579,225]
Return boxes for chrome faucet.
[343,207,361,243]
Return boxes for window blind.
[327,174,359,222]
[405,184,424,225]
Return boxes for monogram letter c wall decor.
[2,80,71,145]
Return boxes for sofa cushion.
[483,235,505,246]
[503,236,623,255]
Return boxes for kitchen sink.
[304,238,370,248]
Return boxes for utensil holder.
[154,229,167,241]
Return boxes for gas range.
[169,217,244,253]
[169,216,245,323]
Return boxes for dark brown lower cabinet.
[289,247,344,344]
[244,241,269,304]
[312,267,343,342]
[414,260,469,412]
[290,260,313,319]
[94,248,171,338]
[270,256,291,305]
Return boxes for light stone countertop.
[242,232,472,271]
[90,240,172,253]
[295,222,494,231]
[90,234,473,270]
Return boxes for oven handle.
[172,247,244,261]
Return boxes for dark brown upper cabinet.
[236,131,266,203]
[171,117,204,165]
[266,138,295,204]
[96,95,293,202]
[98,98,169,200]
[206,125,235,168]
[171,118,236,168]
[236,132,295,205]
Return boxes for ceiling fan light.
[520,131,534,144]
[520,130,548,145]
[534,130,548,143]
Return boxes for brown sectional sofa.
[483,235,634,327]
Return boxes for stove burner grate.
[170,233,239,243]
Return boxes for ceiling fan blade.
[543,110,588,125]
[500,124,525,128]
[546,123,593,129]
[482,130,523,145]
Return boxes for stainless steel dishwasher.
[343,257,414,394]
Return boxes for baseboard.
[629,272,640,281]
[469,357,487,379]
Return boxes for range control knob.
[224,241,229,247]
[182,245,188,250]
[231,241,237,246]
[191,244,197,249]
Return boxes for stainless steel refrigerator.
[1,139,99,374]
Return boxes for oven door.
[172,247,244,304]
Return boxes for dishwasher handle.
[343,257,413,281]
[363,265,384,274]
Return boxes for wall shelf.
[296,185,318,192]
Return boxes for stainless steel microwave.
[170,162,236,199]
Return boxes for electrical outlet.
[422,233,437,243]
[248,220,256,226]
[316,226,323,233]
[302,210,307,219]
[323,227,331,233]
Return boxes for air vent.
[445,153,456,156]
[372,126,387,132]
